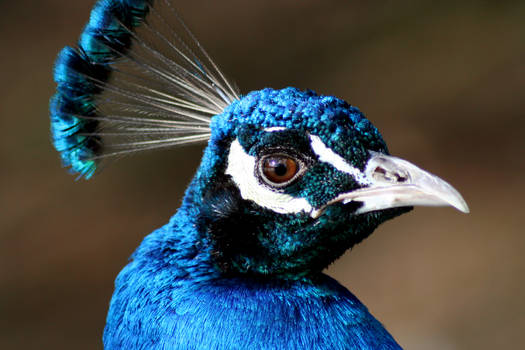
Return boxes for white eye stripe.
[225,139,314,215]
[309,135,370,186]
[263,127,288,132]
[262,128,367,184]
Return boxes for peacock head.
[50,1,469,283]
[186,87,468,279]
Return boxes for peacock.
[50,1,469,349]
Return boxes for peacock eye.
[259,154,301,187]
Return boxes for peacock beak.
[311,152,469,218]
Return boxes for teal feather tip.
[49,0,155,178]
[49,0,235,178]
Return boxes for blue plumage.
[50,1,469,349]
[105,221,400,349]
[102,88,405,349]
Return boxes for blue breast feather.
[104,212,401,350]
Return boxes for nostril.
[374,166,387,175]
[372,166,394,182]
[373,166,409,183]
[395,172,408,183]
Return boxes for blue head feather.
[176,87,408,277]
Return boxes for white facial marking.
[264,127,288,132]
[309,135,370,185]
[225,139,314,215]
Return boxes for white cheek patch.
[225,139,314,215]
[309,134,370,186]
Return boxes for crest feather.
[50,0,238,178]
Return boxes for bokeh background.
[1,0,524,349]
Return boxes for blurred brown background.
[1,0,524,349]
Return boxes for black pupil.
[273,161,288,176]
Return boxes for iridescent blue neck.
[105,225,402,349]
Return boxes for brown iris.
[262,155,298,184]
